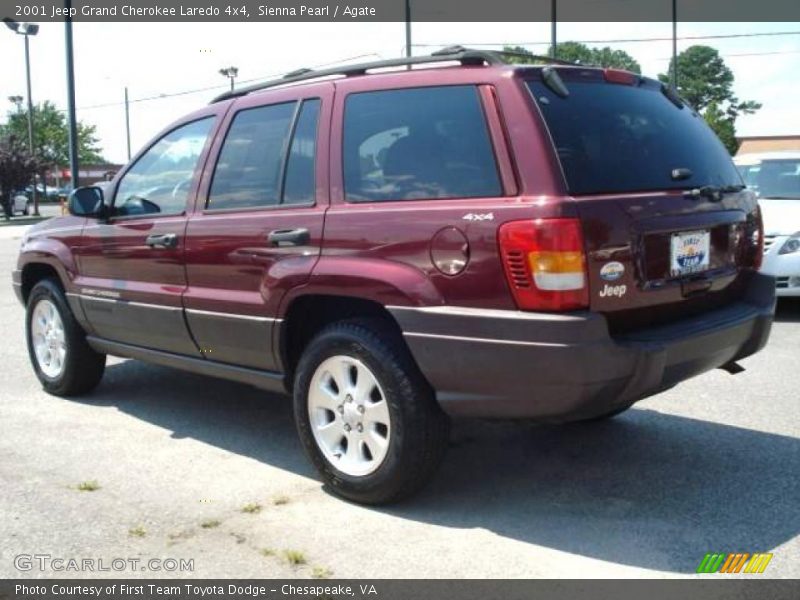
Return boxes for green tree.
[504,42,641,74]
[0,135,42,219]
[0,101,105,174]
[658,45,760,154]
[703,102,737,155]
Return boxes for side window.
[283,99,321,205]
[343,86,502,202]
[208,102,295,210]
[114,117,214,217]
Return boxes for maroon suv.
[13,47,774,504]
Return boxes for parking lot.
[0,222,798,579]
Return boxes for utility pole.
[550,0,557,58]
[671,0,678,88]
[124,87,131,161]
[65,0,80,188]
[404,0,411,59]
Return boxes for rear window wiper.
[688,184,745,202]
[661,83,684,109]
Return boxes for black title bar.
[2,0,800,22]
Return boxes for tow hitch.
[720,361,745,375]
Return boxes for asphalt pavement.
[0,222,798,579]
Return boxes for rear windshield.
[736,159,800,199]
[527,76,742,195]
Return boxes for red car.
[13,47,774,504]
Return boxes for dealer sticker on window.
[670,230,710,277]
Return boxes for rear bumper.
[388,273,775,420]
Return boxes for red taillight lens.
[753,206,764,270]
[498,218,589,311]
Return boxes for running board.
[87,337,287,394]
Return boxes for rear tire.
[293,318,450,505]
[26,278,106,396]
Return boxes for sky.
[0,21,798,164]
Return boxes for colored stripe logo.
[697,553,773,574]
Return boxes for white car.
[735,152,800,297]
[11,192,33,216]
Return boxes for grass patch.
[241,502,262,514]
[272,495,290,506]
[200,519,221,529]
[312,566,333,579]
[128,525,146,538]
[283,549,306,566]
[76,480,100,492]
[259,548,275,557]
[166,529,194,546]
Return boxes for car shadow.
[81,360,800,574]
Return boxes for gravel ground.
[0,224,798,579]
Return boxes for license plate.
[670,230,710,277]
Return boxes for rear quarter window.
[343,85,502,202]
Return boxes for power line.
[411,30,800,48]
[63,52,382,113]
[40,30,800,116]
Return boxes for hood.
[758,198,800,236]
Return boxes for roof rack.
[210,45,576,104]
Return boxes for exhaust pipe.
[720,361,745,375]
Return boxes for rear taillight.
[498,218,589,311]
[754,207,764,270]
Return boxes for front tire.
[293,319,450,505]
[26,279,106,396]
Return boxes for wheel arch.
[20,261,66,304]
[277,293,416,392]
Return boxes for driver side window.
[114,117,214,217]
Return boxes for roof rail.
[210,45,574,104]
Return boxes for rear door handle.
[267,228,310,247]
[145,233,178,249]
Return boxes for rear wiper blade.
[721,184,746,192]
[688,184,744,202]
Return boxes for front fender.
[17,238,78,290]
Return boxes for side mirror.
[68,186,106,218]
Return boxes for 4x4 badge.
[462,213,494,222]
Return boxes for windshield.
[736,159,800,199]
[527,76,742,195]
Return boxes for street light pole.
[65,0,79,189]
[3,18,40,214]
[8,96,23,113]
[219,67,238,91]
